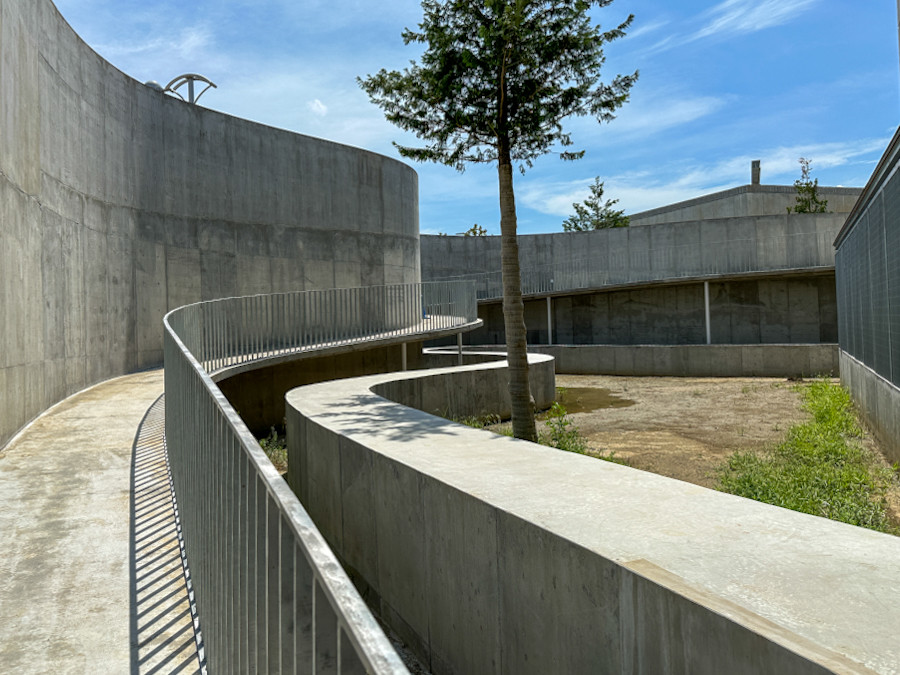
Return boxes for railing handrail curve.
[163,280,478,673]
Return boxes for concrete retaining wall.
[465,274,838,346]
[285,358,900,675]
[839,351,900,465]
[0,0,419,448]
[527,344,838,377]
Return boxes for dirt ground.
[552,375,807,488]
[550,375,900,526]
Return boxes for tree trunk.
[497,144,537,442]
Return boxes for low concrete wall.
[528,344,838,377]
[840,351,900,465]
[372,351,556,420]
[285,358,900,675]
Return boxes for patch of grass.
[719,380,898,534]
[455,413,502,429]
[258,426,288,474]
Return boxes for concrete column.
[401,343,407,371]
[751,160,761,185]
[704,281,712,345]
[546,297,553,345]
[457,333,463,366]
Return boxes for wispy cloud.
[96,25,213,60]
[642,0,819,56]
[610,91,730,137]
[307,99,328,117]
[624,19,669,41]
[694,0,819,41]
[519,137,888,217]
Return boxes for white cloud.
[307,99,328,117]
[624,19,669,41]
[694,0,819,40]
[609,91,729,137]
[519,137,889,217]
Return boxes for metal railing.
[435,231,837,301]
[163,281,477,673]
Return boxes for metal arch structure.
[164,73,217,104]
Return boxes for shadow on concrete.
[130,395,206,674]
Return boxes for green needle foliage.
[719,380,898,534]
[562,176,629,230]
[359,0,637,442]
[788,157,828,214]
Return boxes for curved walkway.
[0,370,202,674]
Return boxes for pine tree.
[360,0,637,441]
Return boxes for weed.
[719,379,897,534]
[258,426,288,474]
[542,402,587,454]
[454,404,626,464]
[455,413,501,429]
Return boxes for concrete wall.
[839,352,900,465]
[421,213,845,285]
[285,359,900,675]
[466,274,838,346]
[628,184,862,226]
[527,344,838,377]
[0,0,419,448]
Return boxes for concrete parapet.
[421,213,847,285]
[840,351,900,465]
[527,344,838,377]
[285,356,900,674]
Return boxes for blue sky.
[54,0,899,235]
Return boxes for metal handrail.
[434,231,837,301]
[163,281,477,673]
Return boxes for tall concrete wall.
[628,184,861,226]
[0,0,419,448]
[467,274,837,346]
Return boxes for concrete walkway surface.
[0,370,203,674]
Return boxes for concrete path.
[0,370,203,674]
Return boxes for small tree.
[562,176,629,230]
[789,157,828,214]
[461,223,488,236]
[360,0,636,441]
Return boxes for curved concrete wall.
[285,358,900,675]
[421,213,844,283]
[0,0,419,448]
